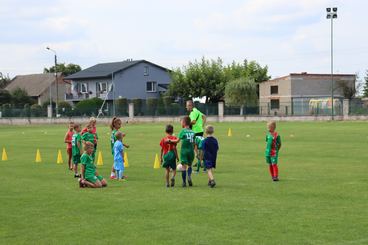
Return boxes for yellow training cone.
[97,151,103,166]
[227,128,233,137]
[35,149,42,163]
[2,147,8,161]
[57,150,63,164]
[124,152,129,167]
[153,153,160,169]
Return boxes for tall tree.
[363,70,368,97]
[11,87,33,106]
[44,63,82,76]
[0,72,11,89]
[225,77,258,115]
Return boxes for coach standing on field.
[186,100,206,137]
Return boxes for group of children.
[64,115,282,189]
[159,116,219,188]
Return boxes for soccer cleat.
[273,177,279,182]
[110,175,116,180]
[182,182,186,187]
[188,179,193,187]
[74,174,81,178]
[170,178,175,187]
[166,183,170,188]
[208,181,211,186]
[210,180,216,188]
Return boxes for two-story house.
[259,72,356,116]
[64,59,172,107]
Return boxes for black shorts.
[194,132,204,137]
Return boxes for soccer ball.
[176,164,185,172]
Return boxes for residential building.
[259,72,356,116]
[64,59,171,109]
[5,73,65,105]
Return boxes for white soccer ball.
[176,164,185,172]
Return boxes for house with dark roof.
[259,72,356,116]
[64,59,172,106]
[5,73,65,105]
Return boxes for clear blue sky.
[1,0,367,82]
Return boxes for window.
[270,85,278,95]
[80,83,88,93]
[144,66,149,76]
[98,82,107,93]
[146,81,156,92]
[271,99,280,109]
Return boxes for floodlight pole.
[326,7,337,120]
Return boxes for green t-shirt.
[189,108,204,134]
[81,153,96,177]
[72,133,82,156]
[178,128,195,152]
[110,129,118,155]
[265,132,281,157]
[82,132,95,144]
[194,135,205,150]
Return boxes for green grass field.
[1,121,367,245]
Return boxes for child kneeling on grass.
[79,142,107,188]
[160,124,179,187]
[202,125,219,188]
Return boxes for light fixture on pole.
[46,46,59,117]
[326,7,337,120]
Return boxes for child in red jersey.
[64,121,74,170]
[159,124,179,187]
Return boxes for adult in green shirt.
[186,100,206,137]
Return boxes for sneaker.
[74,174,81,178]
[122,175,128,179]
[170,178,175,187]
[273,177,279,182]
[78,178,85,188]
[208,181,211,186]
[210,180,216,188]
[182,182,186,187]
[166,183,170,188]
[188,179,193,187]
[110,175,116,180]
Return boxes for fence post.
[218,101,224,122]
[47,105,52,118]
[128,102,134,119]
[343,99,349,119]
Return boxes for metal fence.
[1,98,368,118]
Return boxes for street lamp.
[46,46,59,117]
[326,7,337,120]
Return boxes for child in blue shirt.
[202,125,219,188]
[113,131,125,180]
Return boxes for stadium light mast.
[46,47,59,117]
[326,7,337,120]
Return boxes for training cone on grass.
[56,150,63,164]
[35,149,42,163]
[124,152,129,167]
[2,147,8,161]
[227,128,233,137]
[97,151,103,166]
[153,153,160,169]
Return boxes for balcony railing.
[65,93,90,101]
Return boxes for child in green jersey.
[167,116,195,187]
[79,142,107,188]
[109,117,129,179]
[265,121,282,181]
[194,135,205,173]
[82,124,96,162]
[71,123,82,178]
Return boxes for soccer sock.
[187,167,192,180]
[196,160,200,172]
[182,171,186,183]
[269,165,274,177]
[272,164,278,177]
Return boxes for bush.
[132,98,143,116]
[75,98,103,116]
[146,98,158,115]
[58,101,72,117]
[157,96,166,115]
[0,89,11,105]
[11,87,34,106]
[23,104,31,117]
[30,104,44,117]
[116,97,128,116]
[1,103,12,117]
